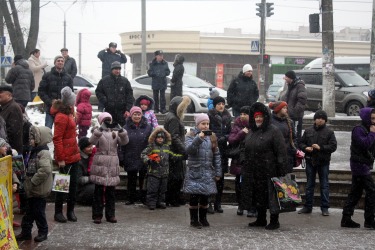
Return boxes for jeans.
[153,89,166,111]
[292,117,303,146]
[45,112,54,129]
[304,161,330,209]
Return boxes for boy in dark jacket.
[298,110,337,216]
[341,107,375,229]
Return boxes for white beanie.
[61,86,76,107]
[242,64,253,73]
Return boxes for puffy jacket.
[76,88,93,127]
[147,58,170,90]
[227,72,259,111]
[97,49,127,78]
[134,95,158,128]
[5,59,35,102]
[281,78,307,120]
[0,99,23,154]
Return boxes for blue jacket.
[147,58,170,90]
[97,49,127,78]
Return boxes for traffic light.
[266,3,274,17]
[256,2,264,18]
[309,13,320,33]
[263,54,270,64]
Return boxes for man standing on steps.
[61,48,77,79]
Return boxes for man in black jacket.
[61,48,77,79]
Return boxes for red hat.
[140,99,150,106]
[254,111,263,118]
[268,101,287,113]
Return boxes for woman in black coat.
[242,102,288,230]
[170,54,185,100]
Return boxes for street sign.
[1,56,12,68]
[251,40,259,52]
[0,36,5,45]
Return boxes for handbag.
[268,174,302,214]
[52,166,71,193]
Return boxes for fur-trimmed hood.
[75,88,91,106]
[148,126,172,144]
[134,95,155,110]
[169,96,191,121]
[249,102,271,131]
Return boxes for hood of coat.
[15,59,30,69]
[360,107,374,127]
[249,102,271,131]
[75,88,91,105]
[134,95,155,110]
[168,96,191,121]
[173,54,185,66]
[289,77,305,89]
[148,126,171,144]
[30,126,52,146]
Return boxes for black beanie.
[285,70,296,80]
[78,137,92,151]
[14,54,23,63]
[240,106,250,115]
[313,110,328,122]
[213,96,225,107]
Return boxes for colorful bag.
[52,166,72,193]
[268,174,302,214]
[295,149,305,168]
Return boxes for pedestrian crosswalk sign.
[1,56,12,68]
[251,40,259,52]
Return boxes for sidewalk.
[14,203,374,250]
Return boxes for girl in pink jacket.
[75,88,92,138]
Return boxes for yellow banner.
[0,155,18,249]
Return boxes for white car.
[73,75,98,105]
[130,74,227,113]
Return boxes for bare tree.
[0,0,40,58]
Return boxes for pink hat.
[130,106,142,116]
[194,113,209,126]
[98,112,112,125]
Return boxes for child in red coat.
[75,88,93,139]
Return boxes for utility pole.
[321,0,335,117]
[370,0,375,88]
[79,33,82,75]
[141,0,147,75]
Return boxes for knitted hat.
[14,54,23,63]
[156,132,165,139]
[213,96,225,107]
[140,99,150,106]
[368,89,375,99]
[269,101,288,113]
[78,137,92,151]
[111,61,121,70]
[54,55,64,64]
[240,106,251,115]
[254,111,264,118]
[61,86,76,106]
[242,64,253,73]
[98,112,112,125]
[209,88,220,99]
[154,50,163,56]
[194,113,209,126]
[313,110,328,122]
[130,106,142,116]
[0,85,13,94]
[0,138,8,147]
[285,70,296,80]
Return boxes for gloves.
[218,136,227,144]
[94,128,103,137]
[99,127,104,132]
[148,153,161,163]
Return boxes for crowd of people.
[1,45,375,244]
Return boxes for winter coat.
[76,88,93,127]
[50,101,80,164]
[147,58,171,90]
[134,95,158,128]
[95,74,134,126]
[228,116,249,173]
[349,107,375,176]
[241,102,288,210]
[89,123,129,186]
[24,126,53,198]
[28,54,47,92]
[120,116,152,173]
[38,67,73,113]
[227,72,259,111]
[183,128,221,195]
[5,59,35,102]
[76,146,96,204]
[207,98,214,110]
[208,108,232,142]
[300,123,337,167]
[171,55,185,99]
[270,113,297,173]
[164,96,191,180]
[0,99,23,154]
[97,49,127,78]
[141,127,184,178]
[281,78,307,120]
[63,56,77,79]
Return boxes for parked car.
[73,75,98,105]
[266,84,283,102]
[291,69,370,116]
[130,74,227,113]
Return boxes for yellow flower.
[278,192,284,198]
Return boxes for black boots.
[189,209,202,229]
[207,203,215,214]
[248,210,267,227]
[265,214,280,230]
[341,215,360,228]
[67,203,77,222]
[55,201,77,223]
[199,208,210,227]
[34,234,48,242]
[16,232,32,241]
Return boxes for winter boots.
[248,210,267,227]
[54,201,67,223]
[199,207,210,227]
[265,214,280,230]
[67,203,77,222]
[207,203,215,214]
[189,208,202,229]
[341,215,360,228]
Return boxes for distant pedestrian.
[298,110,337,216]
[207,88,220,110]
[28,49,48,100]
[90,112,129,224]
[366,89,375,108]
[61,48,77,79]
[75,88,93,138]
[5,54,35,108]
[184,113,221,228]
[147,50,170,114]
[341,107,375,229]
[281,70,307,145]
[134,95,158,129]
[170,54,185,100]
[227,64,259,117]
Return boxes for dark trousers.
[153,89,166,112]
[212,143,228,207]
[343,174,375,222]
[166,179,184,205]
[92,185,116,219]
[235,174,242,206]
[78,125,89,139]
[189,194,209,207]
[15,100,29,108]
[146,175,168,208]
[170,84,182,101]
[304,161,330,209]
[21,197,48,235]
[127,170,147,202]
[292,117,303,146]
[55,163,78,213]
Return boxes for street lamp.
[54,0,77,48]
